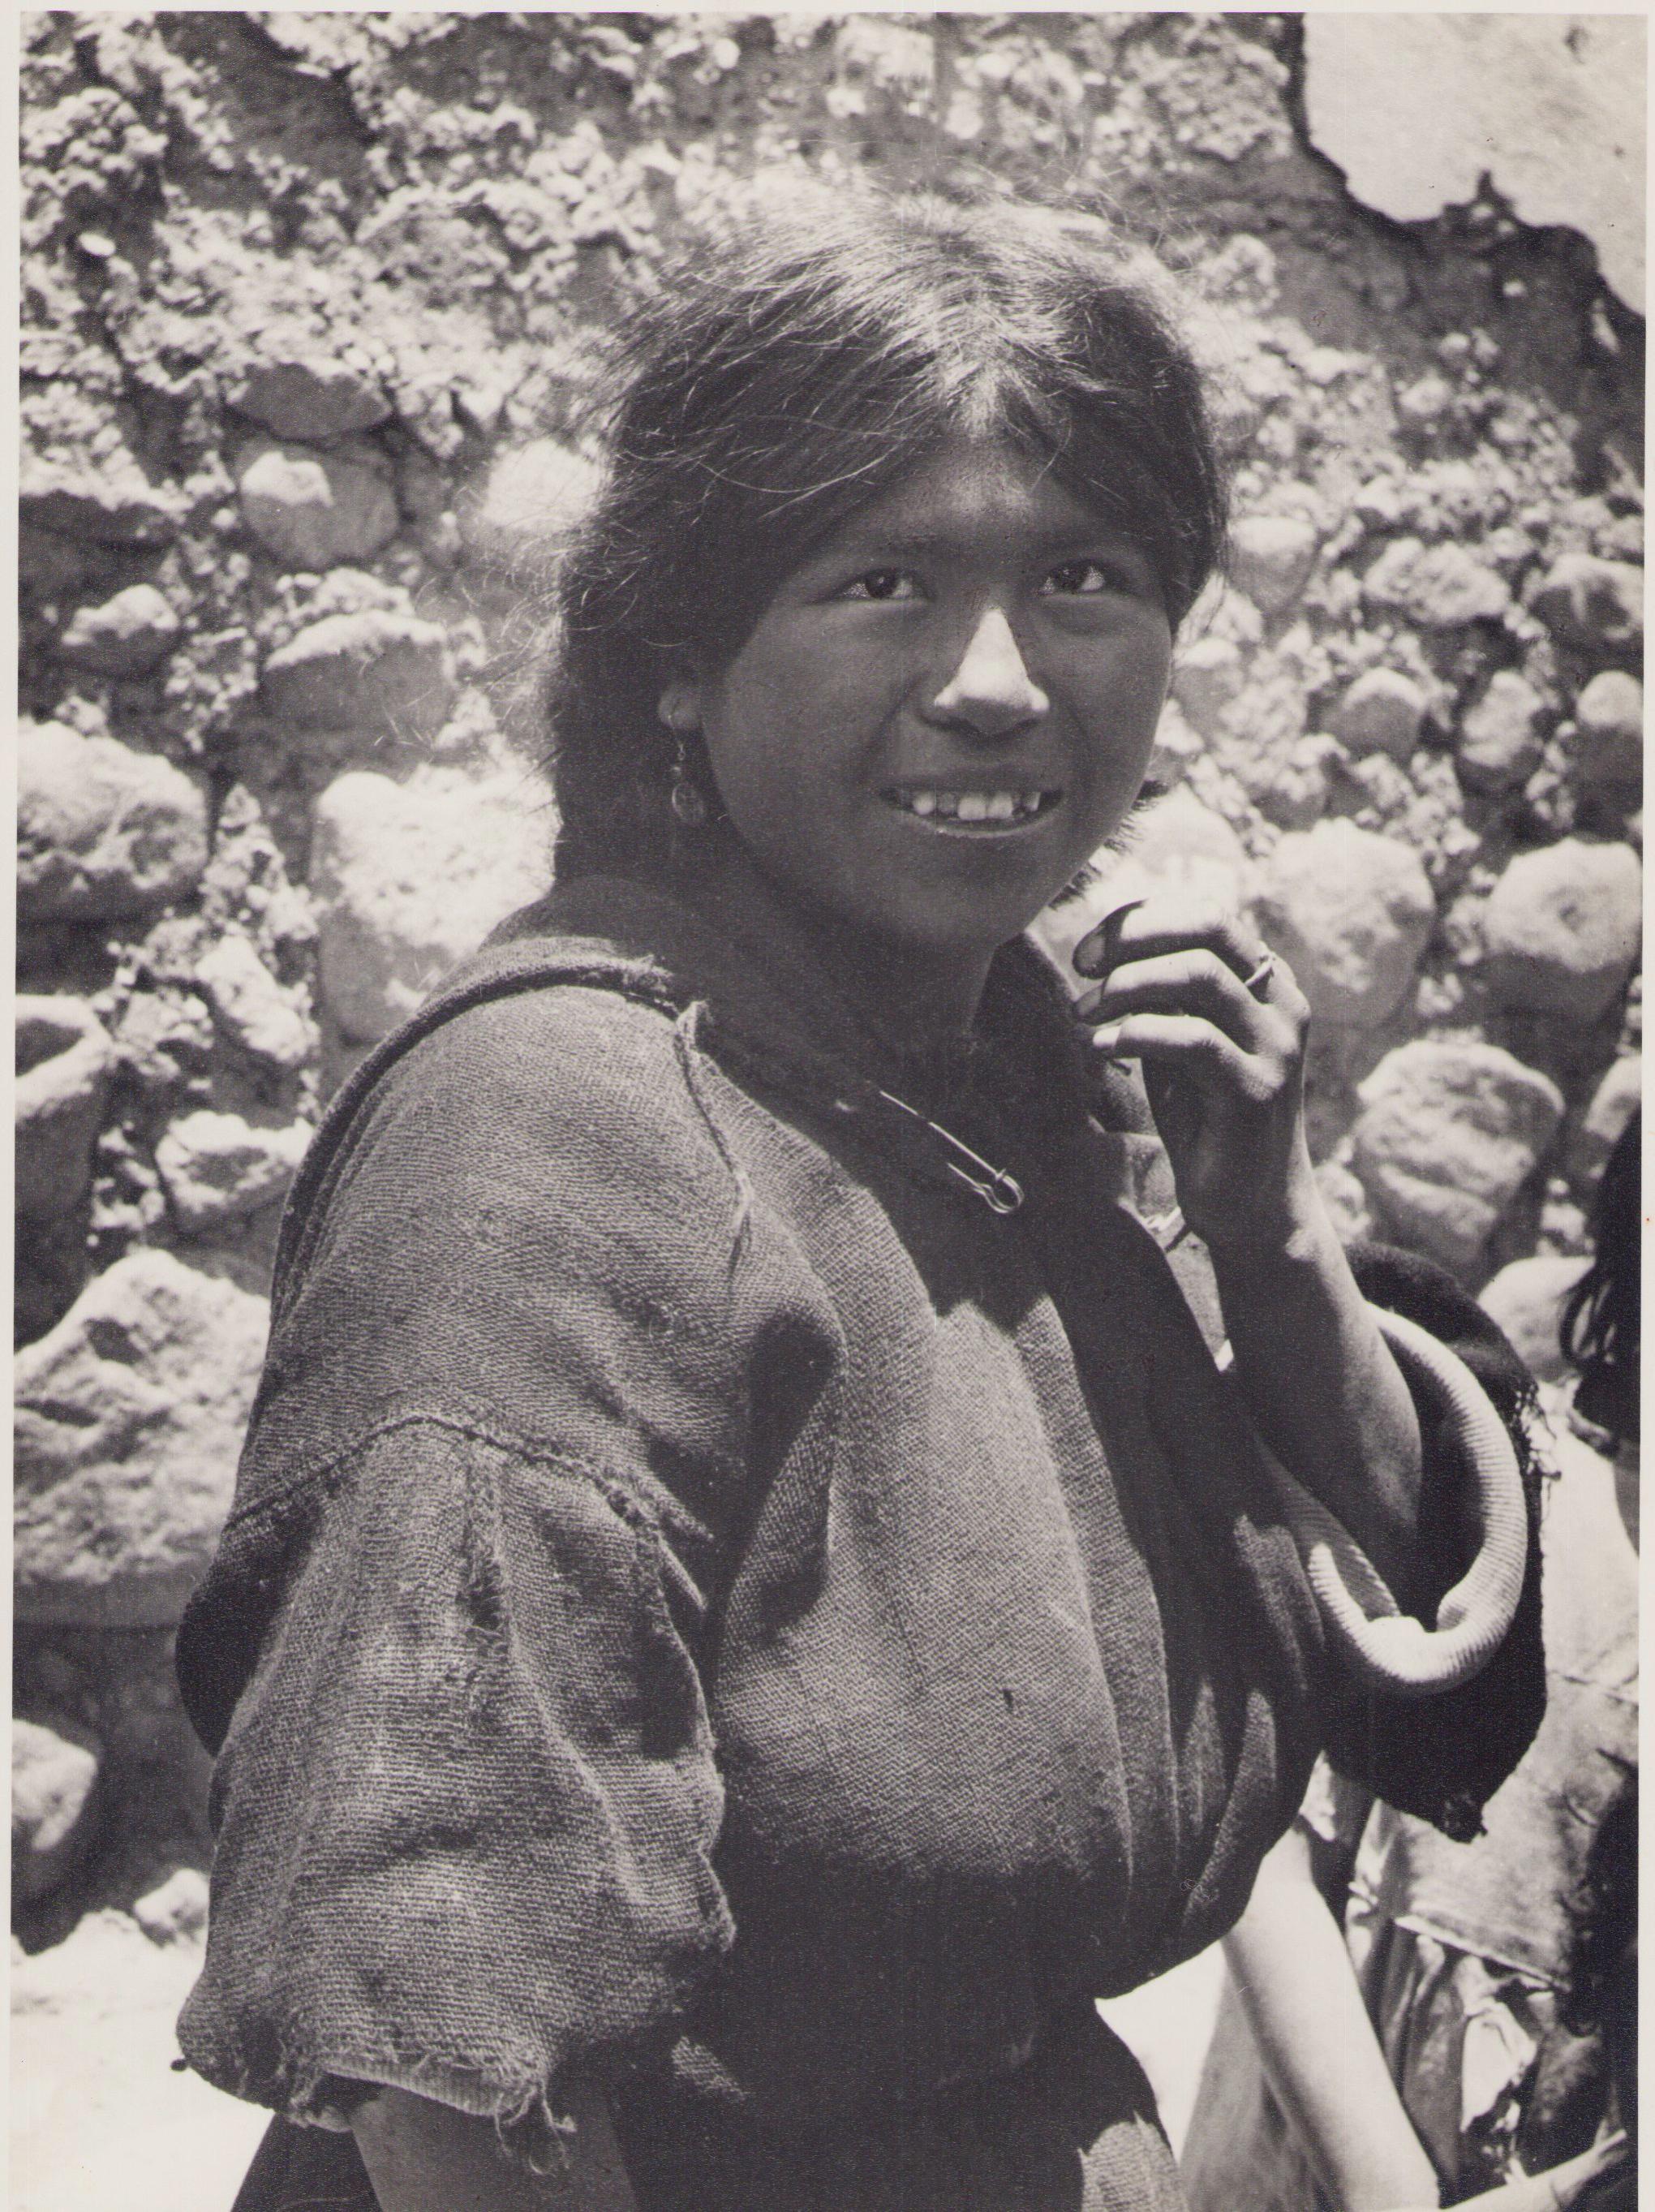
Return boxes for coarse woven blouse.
[175,873,1546,2212]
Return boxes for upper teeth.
[894,790,1050,823]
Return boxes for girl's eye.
[841,569,921,603]
[1043,557,1137,598]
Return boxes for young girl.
[174,181,1543,2212]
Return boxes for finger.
[1072,896,1147,979]
[1073,948,1273,1048]
[1085,1011,1275,1100]
[1075,894,1262,985]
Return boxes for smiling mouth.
[883,786,1063,830]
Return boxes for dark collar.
[479,871,1154,1143]
[273,872,1158,1307]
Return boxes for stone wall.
[15,12,1642,1936]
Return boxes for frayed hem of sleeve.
[200,2050,587,2172]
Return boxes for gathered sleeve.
[175,985,767,2132]
[1132,1112,1549,1844]
[1313,1242,1548,1842]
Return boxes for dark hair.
[1562,1114,1640,1445]
[546,178,1227,878]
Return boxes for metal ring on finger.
[1243,949,1276,999]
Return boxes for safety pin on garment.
[875,1088,1026,1216]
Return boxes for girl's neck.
[665,837,996,1061]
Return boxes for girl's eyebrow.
[817,522,1142,562]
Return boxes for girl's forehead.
[817,435,1125,557]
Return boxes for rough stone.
[19,523,89,599]
[194,932,314,1069]
[16,996,114,1220]
[1481,838,1642,1021]
[1315,1156,1377,1243]
[1478,1254,1588,1384]
[1352,1040,1565,1269]
[226,351,393,444]
[18,721,208,923]
[13,1715,105,1905]
[133,1866,210,1944]
[1397,372,1454,428]
[1574,671,1643,788]
[311,768,554,1043]
[14,1248,269,1627]
[1227,515,1318,616]
[1363,537,1511,629]
[1145,699,1204,791]
[1170,635,1244,740]
[1569,1055,1640,1190]
[260,609,456,739]
[836,13,935,92]
[1254,820,1436,1026]
[416,510,464,569]
[1330,669,1428,761]
[1081,786,1257,941]
[114,988,216,1091]
[57,583,182,677]
[1538,1189,1588,1258]
[1260,733,1339,832]
[1210,662,1307,782]
[458,436,600,566]
[1339,750,1416,824]
[19,457,177,544]
[1531,554,1644,654]
[1457,669,1546,793]
[234,437,398,570]
[1303,15,1644,312]
[1353,476,1407,531]
[16,1213,94,1355]
[154,1109,312,1230]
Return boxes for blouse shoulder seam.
[227,1408,694,1546]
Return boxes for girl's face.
[686,436,1173,970]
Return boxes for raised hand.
[1072,892,1318,1257]
[1073,889,1424,1592]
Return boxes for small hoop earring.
[658,686,698,735]
[668,737,709,828]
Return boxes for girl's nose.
[929,605,1050,738]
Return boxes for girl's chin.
[737,828,1100,963]
[840,884,1078,960]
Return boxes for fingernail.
[1076,897,1145,978]
[1089,1021,1125,1055]
[1073,987,1103,1022]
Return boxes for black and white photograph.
[15,11,1642,2211]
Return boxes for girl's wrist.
[1200,1149,1330,1270]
